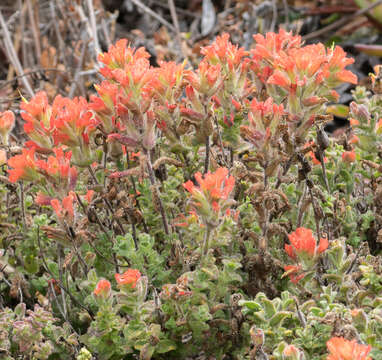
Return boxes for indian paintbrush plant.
[0,30,381,359]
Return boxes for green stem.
[201,225,212,264]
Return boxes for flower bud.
[249,326,264,348]
[283,345,302,360]
[302,96,326,107]
[350,308,368,331]
[350,102,370,123]
[0,110,15,145]
[94,279,111,299]
[342,150,356,164]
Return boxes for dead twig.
[303,0,382,41]
[130,0,176,33]
[86,0,101,55]
[0,9,34,97]
[27,0,42,65]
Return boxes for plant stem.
[37,226,94,319]
[307,180,321,239]
[201,225,212,264]
[204,135,210,174]
[146,150,170,235]
[19,182,26,230]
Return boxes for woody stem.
[146,150,170,235]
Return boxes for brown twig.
[27,0,42,65]
[129,0,176,33]
[86,0,101,55]
[0,9,34,97]
[303,0,382,41]
[167,0,184,57]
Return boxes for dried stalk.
[0,9,34,97]
[130,0,176,33]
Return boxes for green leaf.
[269,311,292,327]
[239,300,262,312]
[155,339,177,354]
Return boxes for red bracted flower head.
[35,192,53,206]
[185,61,221,95]
[183,168,235,220]
[252,29,301,62]
[326,337,372,360]
[94,279,111,298]
[115,269,141,288]
[8,148,40,183]
[324,46,358,85]
[201,33,249,69]
[283,265,305,284]
[90,81,119,118]
[20,91,50,124]
[98,39,150,70]
[149,61,186,102]
[52,96,96,148]
[285,227,328,261]
[50,192,76,224]
[37,147,78,188]
[20,92,55,150]
[342,150,356,164]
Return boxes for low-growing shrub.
[0,30,381,359]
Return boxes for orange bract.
[201,33,249,68]
[37,147,77,187]
[184,167,235,203]
[115,269,141,288]
[342,150,356,164]
[326,337,371,360]
[284,264,305,284]
[252,29,301,62]
[51,192,76,222]
[285,227,328,260]
[94,279,111,297]
[8,148,39,183]
[98,39,150,70]
[52,96,96,147]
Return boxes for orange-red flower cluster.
[183,167,235,217]
[283,264,305,284]
[284,228,328,284]
[326,337,372,360]
[94,279,111,298]
[98,39,150,73]
[115,269,141,289]
[285,227,328,260]
[240,97,284,156]
[201,33,249,69]
[51,95,96,148]
[8,148,40,183]
[8,146,77,191]
[21,91,96,158]
[342,150,356,164]
[50,192,76,224]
